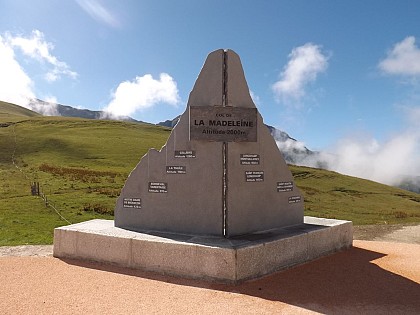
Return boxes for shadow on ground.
[62,245,420,314]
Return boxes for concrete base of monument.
[53,216,352,283]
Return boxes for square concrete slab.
[54,216,353,283]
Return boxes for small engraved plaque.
[288,196,301,204]
[245,171,264,182]
[166,165,186,174]
[174,150,196,158]
[123,198,141,209]
[148,182,168,193]
[240,154,260,165]
[277,181,293,192]
[190,106,257,142]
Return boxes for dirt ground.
[0,224,419,314]
[353,223,420,244]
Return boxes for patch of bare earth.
[0,245,53,257]
[353,223,420,244]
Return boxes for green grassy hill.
[0,101,40,121]
[0,102,419,245]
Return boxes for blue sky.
[1,0,420,181]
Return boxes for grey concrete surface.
[54,217,352,283]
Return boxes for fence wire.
[11,123,72,224]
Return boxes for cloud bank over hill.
[271,123,419,192]
[327,110,420,186]
[274,104,420,189]
[273,37,420,190]
[298,131,419,186]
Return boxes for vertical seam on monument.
[223,49,228,238]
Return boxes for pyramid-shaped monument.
[55,50,352,282]
[115,49,304,237]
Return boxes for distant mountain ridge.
[157,116,180,128]
[29,99,143,123]
[27,99,315,165]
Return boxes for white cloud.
[298,134,420,186]
[378,36,420,76]
[76,0,120,28]
[325,131,419,185]
[7,30,77,82]
[272,43,329,105]
[277,138,307,152]
[103,73,180,118]
[0,35,35,107]
[28,99,59,116]
[297,105,420,185]
[0,30,75,111]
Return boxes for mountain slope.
[0,105,418,245]
[0,101,40,121]
[28,99,143,123]
[9,100,316,166]
[0,114,171,245]
[4,101,420,192]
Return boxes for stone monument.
[115,49,303,237]
[53,49,353,283]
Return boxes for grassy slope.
[0,101,40,121]
[0,104,419,245]
[0,113,171,245]
[291,165,419,224]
